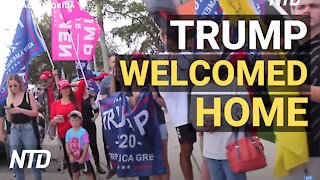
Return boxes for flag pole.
[30,8,55,69]
[30,6,60,90]
[93,54,97,72]
[68,30,89,88]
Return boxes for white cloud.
[0,0,138,81]
[0,0,24,82]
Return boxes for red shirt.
[50,80,86,139]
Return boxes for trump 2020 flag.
[75,61,94,79]
[100,92,165,177]
[195,0,223,15]
[0,1,45,104]
[51,0,101,61]
[75,61,99,95]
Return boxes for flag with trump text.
[75,61,99,95]
[51,0,101,61]
[100,92,165,177]
[0,1,45,104]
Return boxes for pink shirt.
[66,127,90,162]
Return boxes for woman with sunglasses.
[5,74,42,180]
[50,78,85,178]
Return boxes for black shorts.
[71,161,94,174]
[175,123,197,144]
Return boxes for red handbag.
[226,130,267,173]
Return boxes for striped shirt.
[288,34,320,157]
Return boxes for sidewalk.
[0,112,277,180]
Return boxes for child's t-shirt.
[66,127,90,162]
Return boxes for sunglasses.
[9,84,18,88]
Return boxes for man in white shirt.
[159,27,197,180]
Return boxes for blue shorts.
[159,124,168,140]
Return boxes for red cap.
[58,79,70,90]
[40,71,52,80]
[94,72,109,80]
[130,52,146,61]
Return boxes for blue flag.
[76,61,95,79]
[100,92,165,177]
[75,61,99,94]
[195,0,222,15]
[0,1,45,104]
[253,0,267,15]
[196,0,223,24]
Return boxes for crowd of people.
[0,0,320,180]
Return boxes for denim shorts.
[11,121,33,129]
[159,124,168,140]
[206,158,247,180]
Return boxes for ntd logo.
[9,150,51,169]
[269,0,300,6]
[304,176,314,180]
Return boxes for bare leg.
[201,159,210,180]
[73,171,80,180]
[180,143,194,180]
[152,139,170,180]
[86,173,95,180]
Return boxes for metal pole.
[68,30,89,88]
[93,54,97,72]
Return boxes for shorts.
[71,161,94,174]
[175,123,197,144]
[199,135,203,156]
[159,124,168,140]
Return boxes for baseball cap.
[40,71,52,80]
[58,79,70,90]
[94,72,109,80]
[68,110,82,119]
[130,52,147,61]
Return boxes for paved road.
[0,112,277,180]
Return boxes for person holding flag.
[281,0,320,179]
[38,70,59,133]
[128,52,170,180]
[98,54,119,178]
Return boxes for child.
[66,110,95,180]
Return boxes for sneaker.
[106,169,115,179]
[57,163,67,171]
[96,166,106,174]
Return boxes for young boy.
[66,110,95,180]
